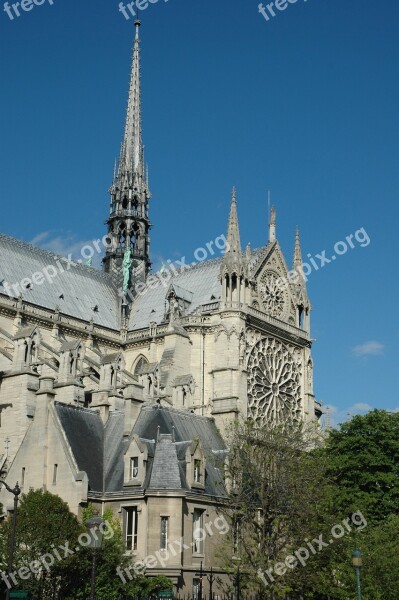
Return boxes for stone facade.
[0,20,321,597]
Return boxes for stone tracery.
[247,337,302,426]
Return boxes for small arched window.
[133,356,148,377]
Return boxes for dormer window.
[130,457,139,479]
[194,459,201,483]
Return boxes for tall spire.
[103,20,151,289]
[119,20,144,183]
[226,187,241,256]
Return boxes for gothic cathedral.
[0,21,321,595]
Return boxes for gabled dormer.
[172,375,195,409]
[136,361,159,400]
[100,352,125,392]
[186,438,206,490]
[124,434,150,487]
[58,339,84,384]
[165,284,193,322]
[12,326,41,372]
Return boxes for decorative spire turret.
[226,187,241,259]
[292,226,310,333]
[103,20,151,291]
[220,188,250,307]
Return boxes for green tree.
[0,491,173,600]
[303,410,399,599]
[325,410,399,524]
[219,419,332,598]
[0,489,82,599]
[360,513,399,600]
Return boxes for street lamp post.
[236,565,241,600]
[86,515,105,600]
[232,557,241,600]
[351,549,363,600]
[0,480,21,600]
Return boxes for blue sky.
[0,0,398,425]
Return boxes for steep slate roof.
[127,247,265,331]
[128,257,223,330]
[104,411,127,492]
[149,434,183,489]
[0,231,267,335]
[53,402,227,497]
[0,233,120,330]
[133,404,227,497]
[54,402,104,492]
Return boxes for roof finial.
[134,19,141,44]
[269,195,276,243]
[293,225,302,270]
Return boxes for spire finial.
[269,198,276,243]
[293,226,303,270]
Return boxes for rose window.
[247,337,302,426]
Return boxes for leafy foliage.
[0,491,173,600]
[219,419,330,597]
[219,411,399,599]
[0,489,82,599]
[325,409,399,524]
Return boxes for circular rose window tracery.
[259,271,288,318]
[247,338,302,426]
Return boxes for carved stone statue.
[122,248,133,293]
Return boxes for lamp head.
[352,549,363,567]
[86,515,105,549]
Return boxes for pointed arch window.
[133,356,148,377]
